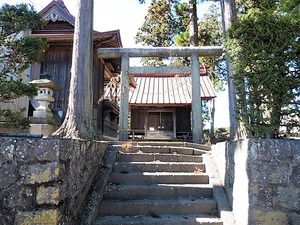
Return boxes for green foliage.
[225,1,300,138]
[0,3,48,131]
[136,0,187,47]
[277,0,300,14]
[135,1,226,91]
[174,3,226,91]
[135,0,189,66]
[214,127,229,138]
[0,4,46,36]
[0,78,38,102]
[199,4,226,91]
[0,108,30,131]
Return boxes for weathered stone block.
[96,141,108,154]
[290,166,300,188]
[35,139,59,161]
[15,209,61,225]
[249,139,273,162]
[251,185,278,208]
[291,140,300,164]
[58,138,72,161]
[267,163,289,184]
[15,139,36,162]
[0,138,16,162]
[273,186,300,211]
[273,139,293,162]
[249,163,265,183]
[250,163,289,184]
[291,213,300,225]
[68,165,85,196]
[6,186,34,208]
[0,164,17,188]
[252,209,289,225]
[0,137,108,225]
[0,208,14,225]
[19,162,64,184]
[36,185,64,205]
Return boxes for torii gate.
[97,47,223,143]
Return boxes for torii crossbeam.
[97,46,223,143]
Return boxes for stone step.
[93,214,223,225]
[89,144,222,225]
[113,161,206,173]
[117,152,203,162]
[109,172,210,184]
[98,198,218,216]
[109,145,205,155]
[104,183,213,199]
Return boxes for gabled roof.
[129,74,216,107]
[31,30,123,48]
[32,1,123,48]
[39,0,75,26]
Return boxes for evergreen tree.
[174,4,225,90]
[136,1,225,87]
[225,0,300,138]
[0,4,47,131]
[135,0,189,66]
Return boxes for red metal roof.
[129,74,216,107]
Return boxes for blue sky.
[0,0,229,128]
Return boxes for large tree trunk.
[220,0,240,140]
[52,0,99,140]
[189,0,199,47]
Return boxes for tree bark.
[52,0,99,140]
[220,0,239,140]
[189,0,199,47]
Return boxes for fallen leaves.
[194,167,203,174]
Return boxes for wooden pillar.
[119,54,129,141]
[173,109,176,138]
[191,53,202,143]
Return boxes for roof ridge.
[39,0,75,26]
[54,0,71,14]
[132,72,208,78]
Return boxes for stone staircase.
[85,143,223,225]
[146,131,175,140]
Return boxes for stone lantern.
[29,79,61,137]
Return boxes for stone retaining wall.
[0,137,107,225]
[212,139,300,225]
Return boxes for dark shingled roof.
[39,0,75,26]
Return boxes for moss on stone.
[16,209,61,225]
[253,209,289,225]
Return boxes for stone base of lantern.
[30,123,57,138]
[29,79,62,138]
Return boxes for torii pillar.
[97,47,223,143]
[191,53,202,143]
[119,54,130,141]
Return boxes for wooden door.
[148,112,173,131]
